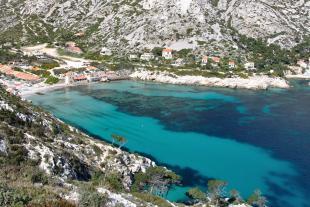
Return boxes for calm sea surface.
[29,80,310,207]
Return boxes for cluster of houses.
[0,64,40,82]
[63,66,119,85]
[126,47,257,70]
[0,64,42,94]
[201,56,240,69]
[65,43,257,71]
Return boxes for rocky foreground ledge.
[130,70,290,90]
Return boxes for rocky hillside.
[0,0,309,52]
[0,86,179,206]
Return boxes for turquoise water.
[29,80,310,207]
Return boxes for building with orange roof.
[229,60,236,69]
[65,41,83,54]
[67,46,83,54]
[86,66,97,70]
[0,64,39,81]
[14,72,40,81]
[162,48,173,60]
[211,56,220,63]
[73,74,87,81]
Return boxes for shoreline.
[20,82,91,98]
[130,70,290,90]
[286,75,310,80]
[20,72,292,98]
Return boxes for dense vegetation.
[186,180,267,207]
[237,35,310,76]
[45,76,59,85]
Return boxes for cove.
[29,80,310,207]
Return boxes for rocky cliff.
[0,86,168,206]
[0,0,309,52]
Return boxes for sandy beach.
[20,83,68,97]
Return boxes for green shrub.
[45,76,59,85]
[31,171,48,185]
[186,187,207,202]
[41,62,60,70]
[132,192,172,207]
[0,184,32,206]
[7,145,28,165]
[79,186,109,207]
[92,145,102,156]
[30,199,77,207]
[106,173,124,192]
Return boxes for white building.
[244,62,256,70]
[140,53,155,61]
[162,48,173,60]
[201,56,209,65]
[129,54,138,60]
[100,47,112,56]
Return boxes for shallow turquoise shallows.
[29,80,310,207]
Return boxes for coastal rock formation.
[0,86,158,206]
[130,70,290,90]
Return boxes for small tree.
[186,187,207,203]
[230,189,242,204]
[207,179,227,206]
[152,47,164,57]
[247,189,267,207]
[111,134,127,149]
[132,166,180,197]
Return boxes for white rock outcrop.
[130,70,290,90]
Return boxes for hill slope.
[0,0,309,52]
[0,86,171,206]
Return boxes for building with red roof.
[229,60,236,69]
[162,48,173,60]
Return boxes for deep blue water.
[29,80,310,207]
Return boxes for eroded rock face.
[0,87,164,207]
[0,87,155,190]
[0,0,309,51]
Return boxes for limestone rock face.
[0,0,308,51]
[0,87,154,189]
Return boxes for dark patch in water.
[31,82,310,207]
[73,86,310,207]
